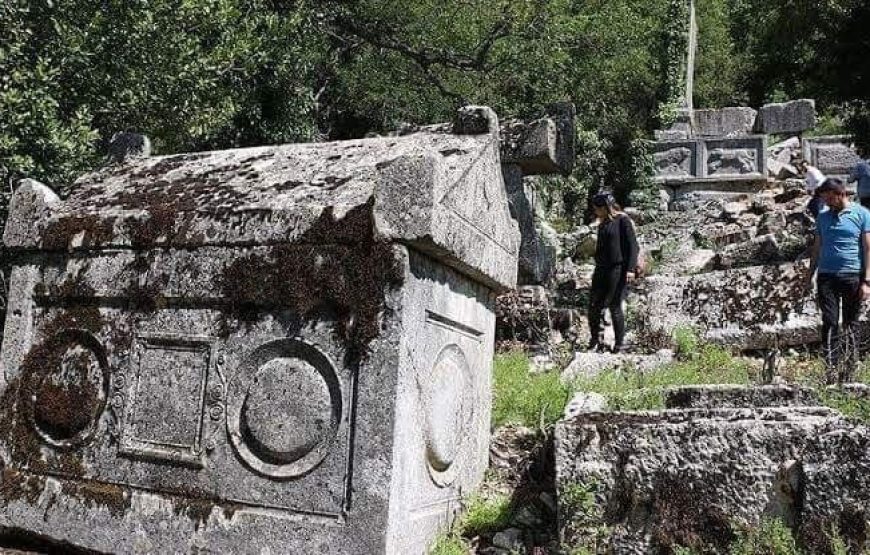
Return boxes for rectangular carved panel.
[120,334,214,467]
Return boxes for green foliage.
[492,350,572,428]
[819,388,870,424]
[560,481,610,555]
[673,326,701,359]
[1,0,321,189]
[458,494,513,537]
[659,0,690,124]
[729,518,800,555]
[428,532,469,555]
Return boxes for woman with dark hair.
[587,192,640,353]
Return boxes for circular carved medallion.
[28,330,109,448]
[228,339,342,479]
[422,344,474,486]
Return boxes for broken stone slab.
[694,222,753,248]
[802,135,862,179]
[721,200,749,220]
[654,129,689,141]
[560,349,675,382]
[501,105,577,285]
[655,248,716,276]
[563,392,608,419]
[693,107,757,137]
[0,106,519,554]
[757,98,817,135]
[757,211,787,235]
[775,179,807,203]
[662,384,820,409]
[769,136,800,162]
[713,233,781,270]
[639,261,870,350]
[556,386,870,553]
[500,103,575,176]
[750,192,777,213]
[767,157,799,180]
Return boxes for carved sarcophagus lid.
[0,107,519,554]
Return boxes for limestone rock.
[757,99,817,135]
[638,261,865,350]
[802,135,862,178]
[561,350,675,382]
[693,107,757,137]
[563,392,608,419]
[556,385,870,554]
[714,233,780,270]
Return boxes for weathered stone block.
[0,108,520,553]
[704,136,767,179]
[653,140,701,182]
[693,107,757,137]
[637,261,862,350]
[802,135,862,178]
[757,99,816,135]
[556,386,870,554]
[500,103,575,176]
[501,105,576,285]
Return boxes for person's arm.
[862,231,870,300]
[805,231,820,290]
[849,164,860,183]
[619,215,639,274]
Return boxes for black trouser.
[588,264,627,347]
[817,273,861,378]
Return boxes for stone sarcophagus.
[653,135,767,185]
[0,107,519,553]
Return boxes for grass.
[429,532,468,555]
[572,344,752,411]
[493,350,572,428]
[428,493,513,554]
[459,494,513,536]
[729,519,801,555]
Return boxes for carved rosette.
[227,338,343,480]
[25,329,109,449]
[420,344,474,487]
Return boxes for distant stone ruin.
[0,107,520,553]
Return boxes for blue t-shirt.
[817,203,870,274]
[851,159,870,198]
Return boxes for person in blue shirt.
[848,146,870,208]
[805,178,870,381]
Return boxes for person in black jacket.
[587,192,640,353]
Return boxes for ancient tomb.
[0,107,519,553]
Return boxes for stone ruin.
[557,385,870,554]
[0,105,578,554]
[501,103,576,286]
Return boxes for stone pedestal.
[0,107,519,554]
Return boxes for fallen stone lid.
[3,106,520,290]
